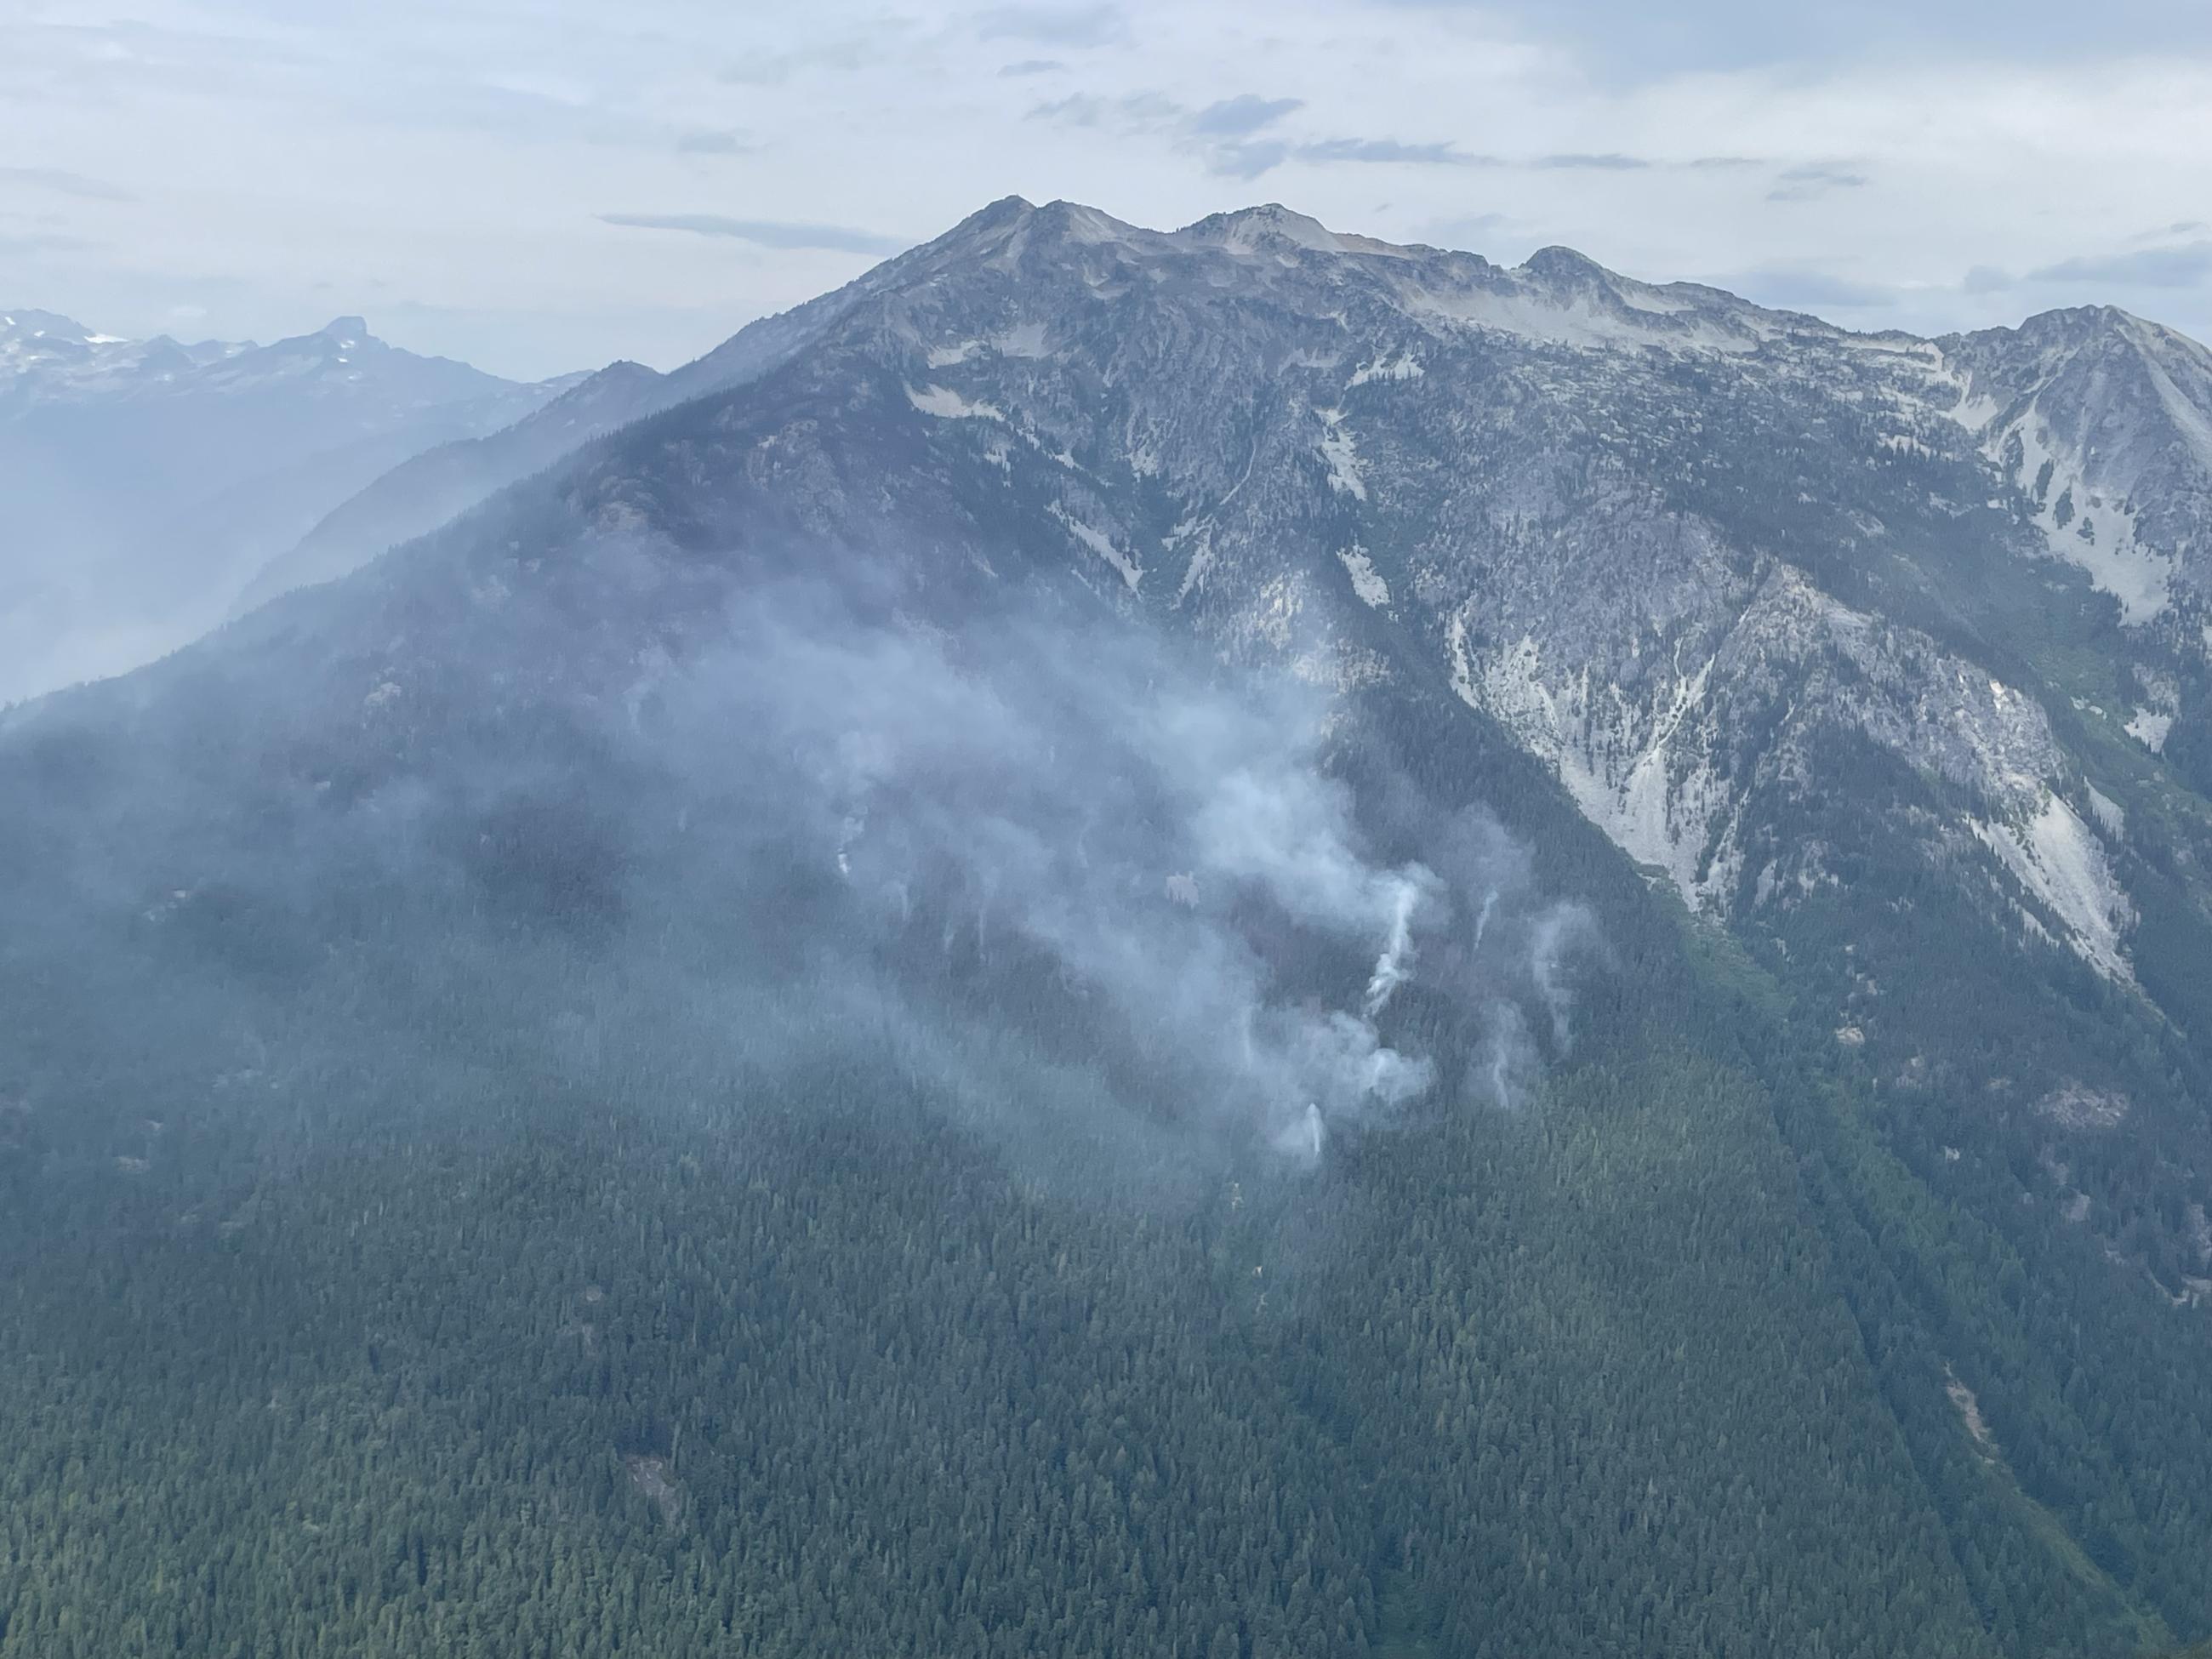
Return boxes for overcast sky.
[6,0,2210,380]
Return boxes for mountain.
[2,200,2209,1659]
[227,358,673,611]
[0,309,571,703]
[225,213,1101,615]
[1944,306,2212,624]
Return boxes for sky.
[5,0,2211,381]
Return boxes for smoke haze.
[624,569,1603,1175]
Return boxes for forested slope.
[3,198,2210,1657]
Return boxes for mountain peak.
[1519,245,1613,288]
[968,193,1035,226]
[934,195,1037,248]
[2,308,104,341]
[316,316,370,343]
[1180,202,1348,254]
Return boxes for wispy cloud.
[2030,241,2212,288]
[997,57,1066,76]
[0,231,92,255]
[1415,210,1513,249]
[1189,94,1303,137]
[719,37,892,86]
[0,166,134,202]
[1721,263,1897,311]
[1207,140,1287,180]
[676,129,754,155]
[1197,134,1480,180]
[1532,151,1650,170]
[1768,162,1869,202]
[596,212,907,254]
[1293,136,1475,167]
[975,3,1127,47]
[1028,89,1183,128]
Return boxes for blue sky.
[5,0,2209,379]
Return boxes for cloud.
[0,231,93,255]
[1398,0,2212,83]
[1206,140,1290,180]
[0,166,134,202]
[596,213,907,254]
[1532,152,1650,170]
[1767,162,1870,202]
[676,130,754,155]
[997,58,1066,76]
[1027,92,1105,124]
[1294,137,1475,167]
[974,3,1127,47]
[1028,90,1182,129]
[1195,133,1479,181]
[1721,264,1898,311]
[1189,94,1303,137]
[719,37,887,85]
[2029,242,2212,289]
[1963,265,2013,294]
[1030,88,1461,181]
[1416,211,1512,249]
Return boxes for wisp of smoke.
[1530,903,1603,1049]
[632,573,1599,1173]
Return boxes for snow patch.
[906,383,1002,420]
[1314,408,1367,501]
[1337,545,1389,607]
[1348,350,1424,387]
[1174,523,1216,606]
[2126,709,2173,752]
[1048,503,1143,590]
[1996,415,2174,623]
[2086,785,2125,840]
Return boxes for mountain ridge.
[3,196,2209,1659]
[0,309,580,704]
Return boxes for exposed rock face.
[1942,307,2212,620]
[584,197,2193,986]
[26,198,2208,999]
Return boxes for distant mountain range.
[0,308,569,702]
[4,201,2211,1659]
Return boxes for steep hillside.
[1,200,2208,1659]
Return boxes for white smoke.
[1473,887,1498,951]
[1362,869,1434,1019]
[645,578,1600,1174]
[1531,903,1602,1048]
[1272,1101,1325,1166]
[1475,1001,1540,1111]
